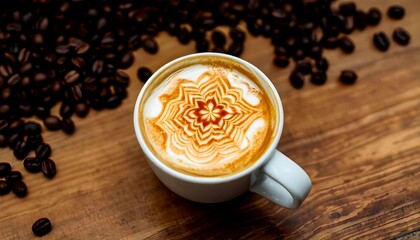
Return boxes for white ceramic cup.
[134,53,311,209]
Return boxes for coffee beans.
[311,71,327,85]
[273,56,290,68]
[43,116,61,131]
[373,32,390,51]
[24,157,42,173]
[289,71,304,89]
[61,118,75,135]
[41,159,57,179]
[24,122,42,135]
[137,67,153,83]
[211,31,227,48]
[0,162,12,178]
[367,8,382,26]
[14,141,29,160]
[393,28,410,46]
[339,37,355,54]
[340,70,358,85]
[142,37,158,54]
[296,60,312,75]
[316,58,329,72]
[11,181,27,197]
[388,6,405,20]
[36,144,52,160]
[5,171,22,183]
[0,180,11,195]
[32,218,52,237]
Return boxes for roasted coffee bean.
[11,181,27,197]
[392,27,410,46]
[137,67,153,83]
[35,106,50,119]
[0,134,7,148]
[339,37,355,53]
[310,45,323,59]
[0,120,8,133]
[275,46,288,56]
[367,8,382,26]
[340,70,358,84]
[339,2,356,16]
[296,60,312,75]
[246,21,261,36]
[59,102,74,118]
[229,28,246,43]
[195,39,210,52]
[14,141,29,160]
[315,57,329,72]
[41,159,56,179]
[9,119,24,132]
[273,55,290,68]
[0,104,11,116]
[65,70,80,84]
[74,102,89,118]
[211,31,227,47]
[24,121,41,135]
[5,171,22,183]
[294,49,305,60]
[373,32,390,52]
[36,143,52,160]
[43,116,61,131]
[177,27,192,45]
[7,74,22,86]
[323,36,338,49]
[32,218,52,237]
[8,132,23,149]
[26,134,43,150]
[388,5,405,20]
[0,162,12,178]
[0,65,13,78]
[311,71,327,85]
[0,180,11,195]
[24,157,42,173]
[354,11,368,30]
[289,71,304,89]
[61,118,75,135]
[142,37,158,54]
[118,51,134,70]
[227,42,244,57]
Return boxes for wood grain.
[1,0,419,239]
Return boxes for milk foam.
[143,63,270,177]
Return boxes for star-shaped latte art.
[156,68,264,164]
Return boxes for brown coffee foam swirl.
[144,66,270,177]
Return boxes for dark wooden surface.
[1,0,419,239]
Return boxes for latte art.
[143,63,271,176]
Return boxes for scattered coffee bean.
[229,28,246,43]
[195,39,210,52]
[388,5,405,20]
[311,71,327,85]
[13,141,29,160]
[323,36,338,49]
[373,32,390,51]
[43,116,61,131]
[339,2,356,16]
[340,70,358,84]
[227,42,244,57]
[32,218,52,237]
[24,157,42,173]
[137,67,153,83]
[26,134,43,150]
[0,162,12,177]
[273,55,290,68]
[36,143,52,160]
[118,51,134,70]
[61,118,75,135]
[74,102,90,118]
[11,181,27,197]
[315,57,329,72]
[41,159,57,179]
[310,45,323,59]
[24,122,42,136]
[339,37,355,53]
[289,71,304,89]
[142,37,158,54]
[367,8,382,26]
[392,27,410,46]
[296,60,312,75]
[0,180,11,195]
[177,27,192,45]
[60,102,74,118]
[5,171,22,184]
[211,31,227,47]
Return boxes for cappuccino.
[140,56,275,177]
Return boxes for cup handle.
[250,150,312,209]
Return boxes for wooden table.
[1,0,419,239]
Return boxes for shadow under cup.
[134,53,284,203]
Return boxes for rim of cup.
[133,52,284,184]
